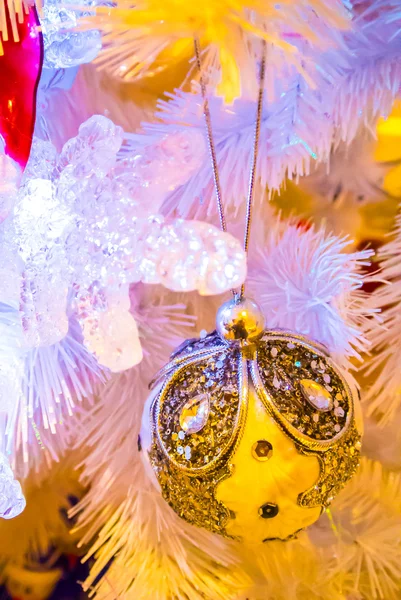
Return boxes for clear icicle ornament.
[74,284,143,373]
[0,451,25,519]
[40,0,102,69]
[133,217,247,295]
[0,115,245,365]
[0,138,21,224]
[13,178,71,347]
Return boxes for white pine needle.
[247,219,377,368]
[364,211,401,424]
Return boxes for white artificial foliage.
[0,143,21,224]
[363,409,401,470]
[364,211,401,425]
[247,219,376,368]
[328,459,401,600]
[301,135,400,204]
[36,64,157,151]
[70,213,380,598]
[0,0,399,589]
[232,534,327,600]
[75,377,248,600]
[119,1,401,218]
[83,0,351,96]
[71,291,250,599]
[6,315,108,479]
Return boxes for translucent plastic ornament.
[55,116,245,298]
[0,142,21,223]
[0,303,25,416]
[22,138,57,182]
[40,0,102,69]
[14,178,71,347]
[141,296,363,543]
[0,114,245,364]
[122,129,206,211]
[74,284,142,372]
[0,451,25,519]
[133,217,247,295]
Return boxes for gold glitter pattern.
[148,442,234,537]
[156,349,242,470]
[297,424,361,508]
[256,337,350,441]
[147,328,362,539]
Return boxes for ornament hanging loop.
[194,36,267,299]
[216,295,266,344]
[241,42,266,296]
[193,37,228,236]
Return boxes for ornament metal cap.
[216,296,265,344]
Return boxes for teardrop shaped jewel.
[179,393,210,434]
[299,379,333,412]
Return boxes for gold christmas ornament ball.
[216,296,266,343]
[140,298,362,543]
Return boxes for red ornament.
[295,218,312,232]
[0,7,43,169]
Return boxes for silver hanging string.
[194,37,267,298]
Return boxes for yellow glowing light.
[84,0,350,103]
[377,117,401,137]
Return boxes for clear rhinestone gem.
[179,393,210,434]
[271,347,278,358]
[300,379,333,412]
[334,406,345,418]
